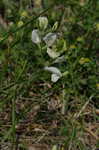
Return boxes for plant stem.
[12,87,16,150]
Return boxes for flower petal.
[51,74,61,82]
[47,47,60,59]
[38,16,48,30]
[44,66,62,76]
[31,29,41,44]
[43,33,57,46]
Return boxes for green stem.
[12,87,16,150]
[38,44,43,60]
[16,60,27,82]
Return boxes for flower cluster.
[31,17,59,58]
[31,16,65,82]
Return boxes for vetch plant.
[1,2,98,147]
[31,17,67,83]
[31,17,63,60]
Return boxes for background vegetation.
[0,0,99,150]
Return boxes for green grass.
[0,0,99,150]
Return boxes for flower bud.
[21,11,28,18]
[17,21,24,27]
[38,16,48,30]
[52,21,58,31]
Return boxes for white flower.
[44,66,62,76]
[47,47,60,59]
[43,33,57,47]
[31,29,41,44]
[38,16,48,30]
[44,66,62,82]
[51,74,61,82]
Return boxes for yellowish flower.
[70,45,76,49]
[96,83,99,89]
[68,17,75,23]
[21,11,28,18]
[76,37,84,42]
[79,57,91,64]
[0,37,3,41]
[96,23,99,31]
[17,21,24,27]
